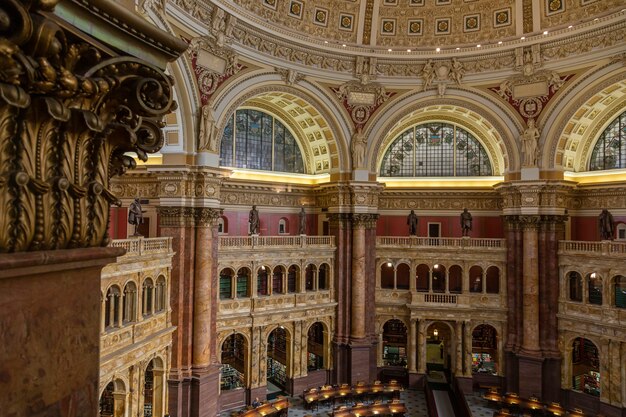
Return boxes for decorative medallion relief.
[489,47,572,124]
[333,79,393,130]
[0,0,182,252]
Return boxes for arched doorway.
[472,324,498,375]
[143,358,164,417]
[221,334,247,391]
[307,322,325,371]
[382,319,408,367]
[267,327,290,396]
[99,381,115,417]
[426,322,452,372]
[572,337,600,396]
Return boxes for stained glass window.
[220,109,305,174]
[380,122,492,177]
[589,110,626,171]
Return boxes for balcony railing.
[376,237,505,249]
[109,237,172,256]
[219,235,335,249]
[559,240,626,256]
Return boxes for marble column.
[351,215,368,340]
[520,216,541,355]
[192,208,220,369]
[609,339,622,406]
[418,320,427,374]
[561,338,572,389]
[600,337,610,404]
[463,320,473,377]
[455,321,463,376]
[409,319,418,373]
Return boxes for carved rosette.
[0,0,181,252]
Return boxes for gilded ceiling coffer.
[0,0,186,252]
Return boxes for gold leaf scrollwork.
[0,0,181,252]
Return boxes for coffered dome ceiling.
[219,0,624,51]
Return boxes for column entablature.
[315,181,384,213]
[494,180,576,216]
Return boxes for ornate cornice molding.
[0,0,182,252]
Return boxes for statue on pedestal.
[128,198,145,236]
[407,210,418,236]
[598,209,614,240]
[351,128,366,168]
[521,118,540,167]
[460,208,473,237]
[299,207,306,235]
[249,205,260,235]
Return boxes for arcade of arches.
[2,2,626,417]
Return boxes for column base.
[191,365,220,417]
[0,247,123,417]
[168,376,191,417]
[349,340,375,384]
[517,354,544,399]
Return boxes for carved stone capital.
[519,215,541,231]
[157,207,195,228]
[195,208,222,226]
[351,213,379,229]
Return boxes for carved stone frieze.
[570,186,626,210]
[496,181,574,212]
[0,0,184,252]
[379,190,501,211]
[315,182,383,210]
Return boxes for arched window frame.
[220,109,306,174]
[142,278,155,317]
[589,110,626,171]
[122,281,137,324]
[379,122,493,177]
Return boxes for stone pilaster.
[520,215,541,356]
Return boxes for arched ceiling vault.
[554,80,626,172]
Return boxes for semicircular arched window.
[220,109,305,174]
[589,110,626,171]
[379,122,492,177]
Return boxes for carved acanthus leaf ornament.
[0,0,180,252]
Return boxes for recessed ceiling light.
[477,44,481,47]
[498,41,503,44]
[521,36,525,40]
[324,41,328,44]
[388,48,392,52]
[342,44,346,47]
[456,47,460,50]
[436,47,440,52]
[594,18,599,21]
[407,49,411,52]
[543,31,548,35]
[568,25,573,28]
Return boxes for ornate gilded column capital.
[351,213,379,229]
[157,207,196,228]
[194,208,222,227]
[519,215,542,230]
[0,0,185,252]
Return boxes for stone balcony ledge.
[558,240,626,257]
[219,235,335,250]
[109,237,173,257]
[376,237,506,249]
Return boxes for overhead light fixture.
[387,262,392,267]
[543,30,549,35]
[520,36,525,40]
[456,47,460,50]
[342,44,346,47]
[433,329,438,338]
[436,47,440,52]
[388,48,392,52]
[407,49,411,52]
[477,44,481,47]
[568,25,573,28]
[498,41,502,44]
[324,41,328,44]
[434,264,439,269]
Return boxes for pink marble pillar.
[521,216,541,355]
[351,215,367,340]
